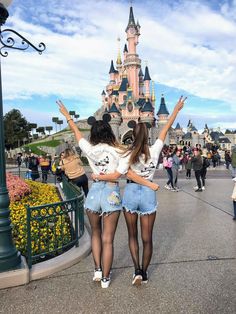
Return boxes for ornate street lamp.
[0,0,46,271]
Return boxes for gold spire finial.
[151,80,156,102]
[116,36,122,65]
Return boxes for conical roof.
[109,60,116,74]
[109,103,120,113]
[141,99,153,112]
[157,96,169,115]
[175,122,181,130]
[119,77,129,92]
[144,66,151,81]
[126,6,136,32]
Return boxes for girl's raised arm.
[57,100,83,142]
[158,96,187,142]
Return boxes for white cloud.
[2,0,236,125]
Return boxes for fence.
[8,168,57,184]
[25,175,84,268]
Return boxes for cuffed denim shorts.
[85,181,122,215]
[122,183,158,215]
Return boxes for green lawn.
[24,139,62,155]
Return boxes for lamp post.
[0,0,46,271]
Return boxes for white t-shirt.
[79,138,129,175]
[128,139,164,181]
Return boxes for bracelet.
[67,118,73,123]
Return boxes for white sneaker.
[132,270,143,286]
[101,277,111,288]
[164,184,171,190]
[202,186,205,190]
[193,186,198,190]
[93,268,102,282]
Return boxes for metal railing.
[7,168,57,184]
[25,175,84,268]
[60,175,85,238]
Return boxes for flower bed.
[7,172,31,201]
[10,179,72,258]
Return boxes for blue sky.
[2,0,236,132]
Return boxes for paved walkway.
[1,174,236,314]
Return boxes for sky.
[2,0,236,132]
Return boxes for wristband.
[67,118,73,123]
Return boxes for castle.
[96,5,168,145]
[77,5,235,151]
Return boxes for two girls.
[57,101,158,288]
[92,96,186,285]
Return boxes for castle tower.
[151,80,156,108]
[124,6,141,99]
[109,103,121,139]
[144,66,151,98]
[157,95,170,144]
[139,68,144,96]
[140,98,155,143]
[109,60,116,83]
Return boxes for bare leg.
[102,211,120,278]
[140,212,156,274]
[123,211,140,270]
[87,210,102,269]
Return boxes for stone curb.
[30,226,91,281]
[0,256,29,290]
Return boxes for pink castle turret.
[100,5,156,144]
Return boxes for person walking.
[163,150,175,191]
[59,148,89,196]
[185,154,192,179]
[39,154,50,183]
[192,148,203,192]
[224,151,231,170]
[92,96,186,285]
[200,152,210,190]
[232,177,236,221]
[57,100,156,289]
[172,149,182,190]
[28,153,40,181]
[231,147,236,178]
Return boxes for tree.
[36,127,45,136]
[74,114,80,121]
[69,111,75,118]
[4,109,31,149]
[57,120,63,131]
[52,117,59,132]
[45,126,53,135]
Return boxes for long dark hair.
[127,122,150,165]
[90,120,117,146]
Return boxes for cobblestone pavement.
[1,172,236,314]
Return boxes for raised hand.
[174,96,187,112]
[56,100,70,119]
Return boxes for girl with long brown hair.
[92,96,186,285]
[57,100,159,289]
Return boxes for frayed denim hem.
[86,208,122,217]
[123,206,158,216]
[86,208,100,215]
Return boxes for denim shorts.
[122,183,158,215]
[85,181,122,215]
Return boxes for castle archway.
[121,130,133,145]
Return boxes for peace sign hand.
[175,96,187,112]
[56,100,70,120]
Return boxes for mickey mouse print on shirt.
[78,113,130,176]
